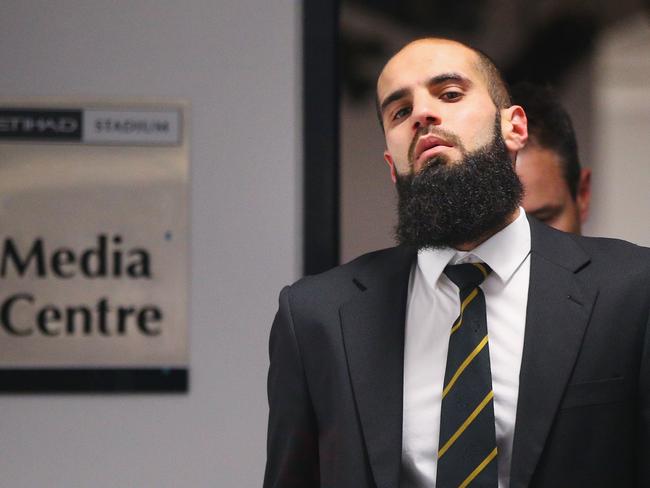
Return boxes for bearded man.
[264,38,650,488]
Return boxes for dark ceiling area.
[341,0,650,101]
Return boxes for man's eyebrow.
[379,73,473,116]
[428,73,473,88]
[379,88,410,116]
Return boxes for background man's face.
[516,145,590,234]
[377,40,501,180]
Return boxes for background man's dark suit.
[264,217,650,488]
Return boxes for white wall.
[0,1,301,486]
[585,16,650,246]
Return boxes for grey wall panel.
[0,1,301,486]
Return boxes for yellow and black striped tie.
[437,262,498,488]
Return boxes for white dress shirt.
[401,208,531,488]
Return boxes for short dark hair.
[375,38,511,129]
[510,82,581,199]
[473,47,511,109]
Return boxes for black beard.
[395,118,523,250]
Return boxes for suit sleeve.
[263,286,320,488]
[639,307,650,484]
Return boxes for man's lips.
[414,135,453,164]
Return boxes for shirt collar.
[417,207,531,287]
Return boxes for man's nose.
[412,97,440,130]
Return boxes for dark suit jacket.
[264,217,650,488]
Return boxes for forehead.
[377,40,484,100]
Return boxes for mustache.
[407,125,465,166]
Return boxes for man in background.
[512,82,591,234]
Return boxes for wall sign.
[0,101,188,392]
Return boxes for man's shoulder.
[571,232,650,279]
[530,216,650,276]
[538,222,650,282]
[572,232,650,257]
[277,245,414,312]
[291,245,413,293]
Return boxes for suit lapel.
[510,218,599,488]
[340,246,416,488]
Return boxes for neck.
[453,207,520,251]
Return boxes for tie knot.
[443,262,491,290]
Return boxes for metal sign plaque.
[0,101,188,392]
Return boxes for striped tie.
[437,262,498,488]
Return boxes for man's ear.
[576,167,592,224]
[384,150,398,184]
[501,105,528,154]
